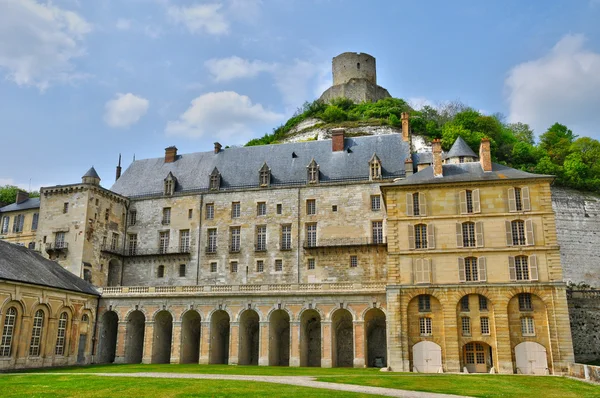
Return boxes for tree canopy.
[0,185,40,206]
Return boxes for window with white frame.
[12,214,24,233]
[162,208,171,225]
[207,229,217,253]
[281,225,291,250]
[414,224,428,249]
[231,202,241,218]
[230,227,241,252]
[230,261,238,273]
[1,216,9,234]
[256,225,267,251]
[0,307,17,357]
[159,231,170,254]
[480,317,490,335]
[29,309,44,356]
[128,234,138,255]
[419,317,432,336]
[257,202,267,216]
[206,203,214,220]
[210,262,217,272]
[413,193,421,216]
[350,255,358,268]
[515,256,529,280]
[31,213,39,231]
[462,222,476,247]
[275,259,283,272]
[461,317,471,336]
[256,260,264,272]
[464,257,478,281]
[306,224,317,248]
[508,187,531,212]
[372,221,384,244]
[55,232,66,249]
[371,195,381,211]
[110,233,119,251]
[307,258,315,270]
[55,312,68,356]
[179,230,190,252]
[511,220,526,245]
[306,199,316,215]
[521,317,535,336]
[128,210,137,226]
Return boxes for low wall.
[569,363,600,383]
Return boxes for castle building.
[0,191,40,250]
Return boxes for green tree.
[507,122,535,145]
[0,185,20,205]
[321,106,347,123]
[539,123,577,164]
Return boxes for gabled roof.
[0,241,99,296]
[111,134,409,197]
[444,136,478,159]
[0,197,40,213]
[82,167,100,179]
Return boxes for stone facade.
[0,193,40,249]
[568,290,600,363]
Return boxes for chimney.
[401,112,410,142]
[15,190,29,204]
[331,128,345,152]
[479,138,492,172]
[214,142,222,154]
[432,139,443,178]
[165,146,178,163]
[404,157,413,176]
[115,153,122,181]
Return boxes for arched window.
[55,312,68,356]
[29,309,45,357]
[164,172,177,196]
[209,167,221,190]
[259,163,271,187]
[157,265,165,278]
[369,154,382,180]
[307,159,319,184]
[0,307,17,357]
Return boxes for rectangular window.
[306,223,317,248]
[31,213,39,231]
[210,262,217,273]
[515,256,530,280]
[12,214,24,233]
[179,264,186,277]
[230,227,241,253]
[110,233,119,251]
[276,204,282,214]
[461,296,470,312]
[159,231,170,254]
[306,199,316,215]
[256,225,267,251]
[414,224,427,249]
[481,317,490,335]
[256,260,264,272]
[350,255,358,268]
[518,293,533,311]
[418,295,431,312]
[281,224,292,250]
[462,222,476,247]
[464,257,478,282]
[521,317,535,336]
[128,210,137,226]
[188,209,193,219]
[371,195,381,211]
[466,190,473,213]
[231,202,241,218]
[257,202,266,216]
[29,311,44,356]
[104,208,109,221]
[419,317,432,336]
[55,232,66,249]
[179,230,190,252]
[307,258,315,270]
[63,203,69,213]
[511,220,526,245]
[332,205,338,212]
[372,221,384,244]
[479,295,488,311]
[207,229,217,253]
[0,307,16,357]
[55,313,67,356]
[413,193,420,216]
[162,208,171,225]
[206,203,214,220]
[1,216,9,234]
[275,259,283,272]
[461,317,471,336]
[515,187,523,211]
[230,261,238,273]
[128,234,138,255]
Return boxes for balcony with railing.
[303,237,387,249]
[101,244,191,257]
[45,242,68,253]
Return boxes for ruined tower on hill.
[319,52,392,104]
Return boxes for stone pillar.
[321,321,332,368]
[142,322,154,364]
[69,319,80,358]
[258,321,269,366]
[551,287,575,374]
[353,321,365,368]
[386,288,406,371]
[228,322,240,365]
[289,321,300,367]
[199,321,210,364]
[15,315,31,366]
[45,317,58,367]
[171,321,181,364]
[442,300,460,372]
[114,321,127,364]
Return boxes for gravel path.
[33,372,471,398]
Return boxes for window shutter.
[508,188,516,212]
[458,257,466,282]
[456,223,464,248]
[424,258,432,283]
[525,219,535,246]
[414,258,422,283]
[505,221,513,246]
[459,190,467,214]
[427,224,435,249]
[508,256,516,281]
[529,255,539,281]
[478,257,487,282]
[408,224,415,250]
[522,186,531,211]
[475,221,484,247]
[406,193,414,216]
[419,192,427,216]
[473,189,481,213]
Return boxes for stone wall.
[568,290,600,363]
[332,52,377,86]
[569,362,600,383]
[319,79,391,104]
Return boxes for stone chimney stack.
[404,157,413,176]
[432,139,443,178]
[401,112,410,142]
[331,128,345,152]
[165,146,178,163]
[479,138,492,172]
[15,190,29,204]
[115,153,122,181]
[214,142,222,154]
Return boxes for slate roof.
[0,197,40,213]
[111,134,410,197]
[0,240,99,296]
[412,152,433,165]
[386,162,553,186]
[82,167,100,179]
[444,136,478,159]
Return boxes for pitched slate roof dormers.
[164,172,177,195]
[369,153,382,181]
[209,167,221,190]
[307,159,319,184]
[259,162,271,187]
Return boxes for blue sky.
[1,0,599,191]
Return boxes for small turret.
[82,167,101,185]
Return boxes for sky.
[1,0,599,192]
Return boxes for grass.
[12,364,600,397]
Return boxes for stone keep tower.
[319,52,391,104]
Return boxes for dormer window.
[307,159,319,184]
[164,172,176,195]
[369,154,382,181]
[259,162,270,187]
[209,167,221,191]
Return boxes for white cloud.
[167,3,229,35]
[505,34,600,139]
[104,93,150,128]
[408,97,435,111]
[116,18,131,30]
[165,91,283,142]
[228,0,262,23]
[0,0,92,90]
[205,56,276,82]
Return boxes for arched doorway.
[463,342,492,373]
[125,310,145,364]
[269,310,290,366]
[239,310,260,365]
[180,310,201,364]
[107,259,121,287]
[151,311,173,364]
[515,342,548,375]
[209,310,230,364]
[412,341,442,373]
[98,311,118,363]
[300,309,321,367]
[364,308,386,367]
[332,309,353,367]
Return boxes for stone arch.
[412,341,443,373]
[0,300,24,359]
[300,308,321,367]
[151,310,173,364]
[77,308,94,364]
[54,306,74,355]
[207,306,233,323]
[331,308,354,367]
[180,308,205,322]
[150,307,176,322]
[265,305,293,323]
[514,341,549,375]
[97,310,119,363]
[238,309,260,365]
[0,298,25,316]
[235,306,264,322]
[125,310,145,364]
[364,307,387,367]
[209,310,230,364]
[107,259,121,287]
[360,305,387,321]
[326,305,357,322]
[405,289,445,310]
[462,341,493,373]
[180,310,201,364]
[407,293,445,372]
[298,306,325,323]
[123,306,148,321]
[502,286,553,306]
[268,309,290,366]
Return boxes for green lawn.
[8,364,600,398]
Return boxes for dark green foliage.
[0,185,39,205]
